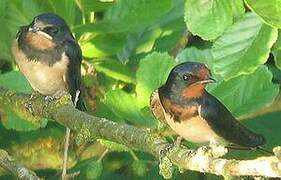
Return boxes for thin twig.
[62,90,81,180]
[0,149,40,180]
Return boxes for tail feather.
[76,95,87,112]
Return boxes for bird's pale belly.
[12,41,68,96]
[164,112,225,144]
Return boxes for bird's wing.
[200,92,265,147]
[64,39,86,111]
[150,89,167,124]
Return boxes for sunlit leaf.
[212,13,278,80]
[0,71,31,93]
[272,33,281,70]
[94,59,135,84]
[245,0,281,29]
[184,0,233,40]
[176,47,212,66]
[153,0,185,53]
[0,71,47,131]
[230,0,245,20]
[136,52,175,108]
[211,66,279,117]
[98,139,130,152]
[75,0,113,14]
[74,0,174,34]
[105,90,156,127]
[81,33,127,58]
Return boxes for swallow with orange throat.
[150,62,266,150]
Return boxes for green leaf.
[131,160,147,177]
[117,0,185,62]
[212,13,278,80]
[153,0,185,53]
[117,28,162,63]
[0,71,47,131]
[94,97,123,122]
[184,0,233,40]
[40,0,80,27]
[0,0,45,60]
[0,71,32,93]
[0,0,9,59]
[98,139,130,152]
[94,59,136,84]
[273,32,281,69]
[136,52,175,108]
[245,0,281,29]
[74,0,174,34]
[85,161,103,179]
[1,109,48,131]
[104,89,156,127]
[176,47,213,66]
[211,66,279,117]
[70,158,103,180]
[75,0,114,14]
[80,33,127,58]
[230,0,245,20]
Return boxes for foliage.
[0,0,281,179]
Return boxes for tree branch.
[0,87,280,178]
[0,149,40,180]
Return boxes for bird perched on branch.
[150,62,265,148]
[12,13,86,179]
[12,13,85,111]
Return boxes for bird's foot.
[25,91,41,114]
[43,91,68,108]
[44,95,55,108]
[208,139,228,158]
[149,122,169,139]
[159,136,183,159]
[158,137,183,179]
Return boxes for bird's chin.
[36,31,53,40]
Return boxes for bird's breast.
[160,96,225,144]
[164,111,225,144]
[12,40,69,96]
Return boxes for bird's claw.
[44,95,55,108]
[24,99,34,114]
[159,136,183,161]
[24,91,40,115]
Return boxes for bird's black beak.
[200,77,216,84]
[28,26,53,40]
[28,26,40,33]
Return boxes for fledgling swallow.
[150,62,265,147]
[12,13,86,111]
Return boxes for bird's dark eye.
[43,26,59,36]
[183,73,192,81]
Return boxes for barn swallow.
[151,62,265,148]
[12,13,86,111]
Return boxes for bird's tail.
[76,95,87,112]
[256,146,274,156]
[72,90,87,112]
[227,145,273,156]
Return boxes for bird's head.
[18,13,73,50]
[163,62,215,98]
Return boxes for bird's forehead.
[34,14,66,27]
[33,19,49,28]
[173,62,208,75]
